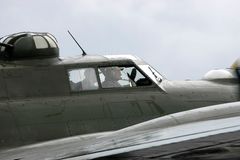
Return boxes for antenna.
[67,30,87,56]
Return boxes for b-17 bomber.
[0,32,240,160]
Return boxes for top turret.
[0,32,59,60]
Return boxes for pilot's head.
[105,67,122,81]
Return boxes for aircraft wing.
[1,102,240,160]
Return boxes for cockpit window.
[139,65,163,84]
[98,66,152,88]
[33,36,48,49]
[68,68,99,91]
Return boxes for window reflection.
[68,68,99,91]
[33,36,48,49]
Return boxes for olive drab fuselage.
[0,55,239,149]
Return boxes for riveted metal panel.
[4,66,69,99]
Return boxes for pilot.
[102,67,122,88]
[82,69,98,90]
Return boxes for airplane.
[0,32,240,159]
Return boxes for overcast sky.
[1,0,240,80]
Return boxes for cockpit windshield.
[138,65,163,84]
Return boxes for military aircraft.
[0,32,240,160]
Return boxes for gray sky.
[1,0,240,80]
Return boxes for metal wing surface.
[1,102,240,160]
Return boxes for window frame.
[66,62,158,94]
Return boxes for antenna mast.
[67,30,87,56]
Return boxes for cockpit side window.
[98,66,152,88]
[68,68,99,92]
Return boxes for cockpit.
[68,65,155,92]
[67,57,165,92]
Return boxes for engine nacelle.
[202,69,237,81]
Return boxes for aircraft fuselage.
[0,55,238,149]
